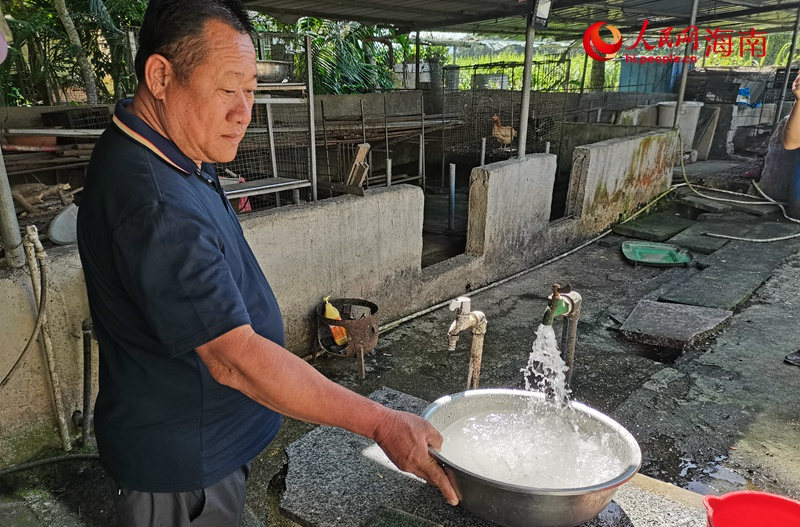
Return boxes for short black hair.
[135,0,253,83]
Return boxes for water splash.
[521,324,571,406]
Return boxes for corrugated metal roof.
[244,0,800,38]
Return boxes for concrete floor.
[1,166,799,526]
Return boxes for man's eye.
[222,89,236,95]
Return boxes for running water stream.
[438,324,629,488]
[521,324,571,406]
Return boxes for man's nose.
[229,91,252,124]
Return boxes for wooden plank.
[224,177,311,199]
[345,143,370,186]
[4,128,105,137]
[7,161,89,176]
[253,96,308,105]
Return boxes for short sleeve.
[111,202,251,357]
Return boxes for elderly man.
[77,1,456,525]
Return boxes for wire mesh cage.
[318,93,429,190]
[441,60,570,168]
[216,99,313,213]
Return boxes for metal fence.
[215,98,313,212]
[440,60,570,168]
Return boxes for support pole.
[517,10,536,159]
[386,159,392,187]
[306,35,318,201]
[419,92,426,188]
[775,6,800,128]
[0,149,24,268]
[266,103,279,178]
[415,31,421,90]
[579,52,589,95]
[673,0,700,130]
[480,137,487,166]
[448,163,456,232]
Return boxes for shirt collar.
[111,99,198,175]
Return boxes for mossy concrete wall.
[558,122,667,174]
[568,128,678,233]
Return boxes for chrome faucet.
[448,296,488,390]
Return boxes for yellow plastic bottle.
[323,296,348,346]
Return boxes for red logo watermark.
[583,22,622,62]
[583,19,767,63]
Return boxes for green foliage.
[295,18,395,95]
[422,45,450,63]
[2,0,146,105]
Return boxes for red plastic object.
[704,491,800,527]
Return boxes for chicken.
[492,114,517,147]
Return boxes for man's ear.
[143,54,174,101]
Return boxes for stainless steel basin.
[421,389,641,527]
[256,60,292,83]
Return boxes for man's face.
[160,19,257,164]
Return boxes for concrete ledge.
[569,129,677,233]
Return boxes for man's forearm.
[785,101,800,150]
[197,326,389,440]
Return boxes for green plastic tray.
[621,240,693,267]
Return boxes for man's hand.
[372,409,459,506]
[784,72,800,150]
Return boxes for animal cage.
[440,60,570,169]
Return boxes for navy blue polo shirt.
[77,99,283,492]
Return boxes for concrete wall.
[240,186,424,352]
[315,91,423,120]
[467,154,557,266]
[615,105,660,127]
[709,103,785,158]
[0,249,93,464]
[0,154,559,464]
[568,128,678,233]
[0,138,665,465]
[558,123,667,174]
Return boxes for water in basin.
[439,406,629,488]
[438,324,628,488]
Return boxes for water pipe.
[81,318,93,446]
[541,284,582,386]
[24,226,72,451]
[447,296,488,390]
[0,148,25,268]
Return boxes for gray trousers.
[113,465,249,527]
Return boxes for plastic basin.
[704,491,800,527]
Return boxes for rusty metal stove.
[316,298,379,380]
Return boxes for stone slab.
[696,239,799,271]
[666,224,729,255]
[678,195,732,213]
[282,387,705,527]
[619,300,732,349]
[659,265,772,311]
[0,497,45,527]
[365,508,444,527]
[690,189,776,217]
[612,213,695,242]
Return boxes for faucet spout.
[542,284,572,326]
[447,297,488,389]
